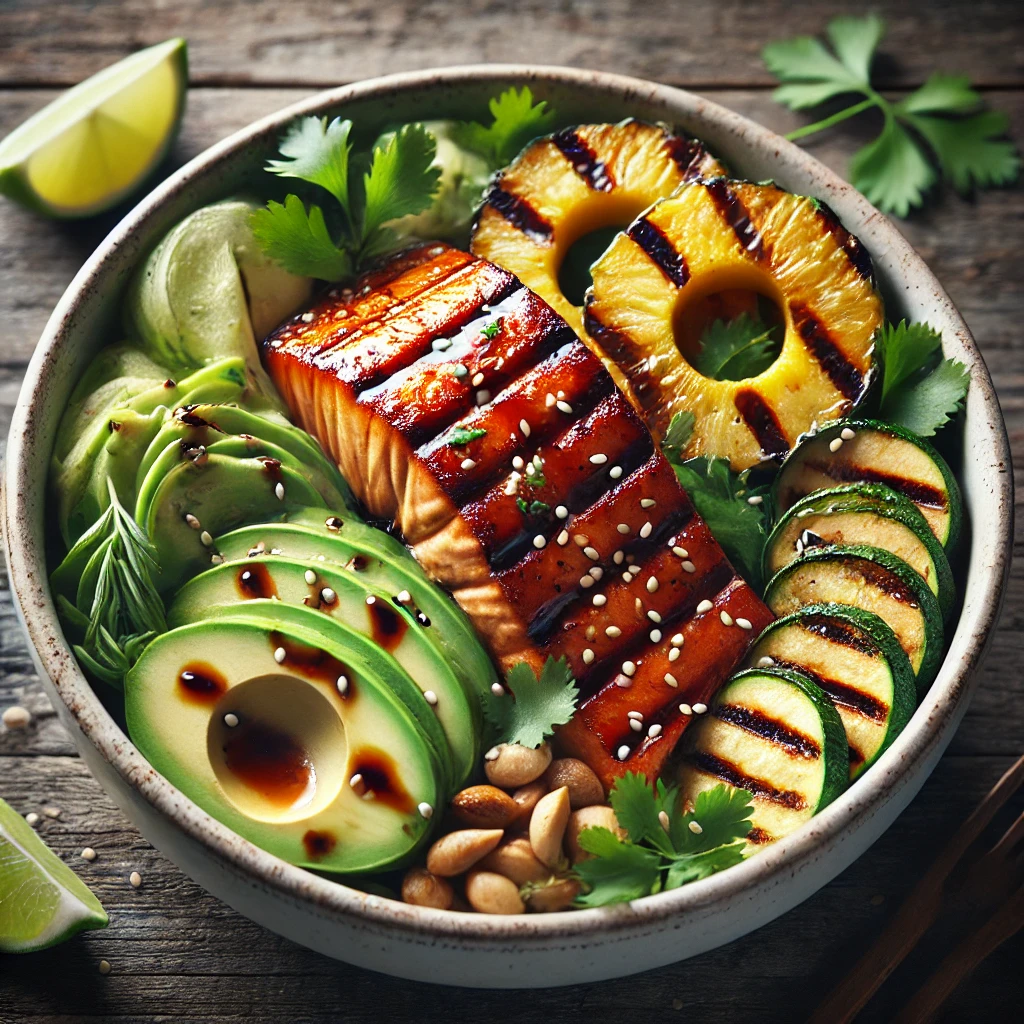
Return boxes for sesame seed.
[648,723,663,738]
[627,710,644,720]
[519,419,531,437]
[491,682,505,696]
[650,629,663,643]
[432,337,452,351]
[350,773,366,794]
[512,455,525,470]
[720,611,734,626]
[574,534,589,547]
[584,546,600,561]
[423,690,438,706]
[589,453,608,465]
[454,364,468,377]
[471,372,485,387]
[545,392,556,408]
[580,575,595,589]
[300,311,315,323]
[336,675,349,695]
[688,821,704,835]
[617,523,630,534]
[795,539,805,555]
[614,550,625,565]
[25,812,39,826]
[418,802,434,819]
[304,569,317,585]
[617,745,630,761]
[396,590,412,605]
[223,713,239,728]
[275,482,285,501]
[606,626,622,638]
[829,437,844,453]
[641,498,656,509]
[639,521,653,539]
[210,554,224,565]
[2,706,31,729]
[274,647,286,664]
[630,719,642,732]
[736,617,753,630]
[200,530,213,547]
[747,495,763,506]
[658,810,670,830]
[185,513,201,529]
[533,454,543,469]
[648,610,662,624]
[557,390,566,399]
[321,587,336,603]
[697,599,713,614]
[40,806,57,820]
[671,633,684,646]
[693,702,708,714]
[99,960,111,976]
[583,648,595,664]
[669,648,681,662]
[461,457,477,470]
[556,400,573,414]
[622,661,636,677]
[586,625,597,640]
[646,577,659,593]
[841,426,856,440]
[682,561,696,573]
[635,597,644,613]
[555,505,568,519]
[484,746,500,761]
[557,530,569,546]
[609,465,623,479]
[504,480,518,496]
[590,567,604,581]
[129,871,142,888]
[758,656,775,667]
[476,390,491,405]
[593,594,607,607]
[679,703,692,715]
[665,673,678,687]
[81,848,97,862]
[672,546,689,558]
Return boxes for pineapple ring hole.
[558,224,626,306]
[671,266,786,377]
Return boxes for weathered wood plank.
[1,0,1023,88]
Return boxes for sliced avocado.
[136,453,326,593]
[167,557,479,789]
[214,513,500,714]
[125,198,313,398]
[125,617,442,873]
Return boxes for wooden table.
[1,2,1021,1020]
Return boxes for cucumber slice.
[745,604,916,779]
[763,483,955,621]
[771,420,963,550]
[677,667,848,848]
[763,544,944,692]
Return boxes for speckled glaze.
[1,66,1013,988]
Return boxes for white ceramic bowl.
[2,66,1013,988]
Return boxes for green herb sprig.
[763,14,1020,216]
[574,775,754,906]
[487,657,578,749]
[694,314,781,382]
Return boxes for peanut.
[566,805,624,863]
[544,758,604,809]
[511,779,548,824]
[484,742,552,788]
[529,786,571,869]
[451,785,519,829]
[523,876,580,913]
[480,837,551,886]
[401,867,454,910]
[426,828,504,877]
[465,870,525,915]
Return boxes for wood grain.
[1,4,1023,1020]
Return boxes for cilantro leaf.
[668,457,768,585]
[361,123,442,241]
[673,785,755,854]
[454,87,557,166]
[664,844,747,888]
[764,15,1020,215]
[250,196,352,281]
[876,320,970,436]
[480,318,503,340]
[487,657,578,749]
[693,315,781,381]
[661,411,695,462]
[265,116,352,208]
[609,772,675,856]
[573,828,663,907]
[447,426,487,446]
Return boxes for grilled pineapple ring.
[585,179,882,470]
[470,120,725,341]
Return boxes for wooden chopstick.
[809,752,1024,1024]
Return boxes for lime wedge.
[0,38,187,218]
[0,797,107,953]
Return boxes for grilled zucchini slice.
[677,666,848,848]
[763,483,955,620]
[745,604,916,779]
[771,420,962,550]
[763,544,944,692]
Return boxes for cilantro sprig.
[693,314,781,382]
[876,320,969,436]
[487,657,578,749]
[252,119,441,279]
[453,87,557,167]
[763,14,1020,216]
[574,775,753,907]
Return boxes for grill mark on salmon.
[713,702,822,758]
[483,185,554,243]
[735,388,789,460]
[553,128,614,192]
[627,217,689,286]
[802,459,949,511]
[689,751,808,810]
[704,178,768,261]
[790,301,865,402]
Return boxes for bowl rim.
[3,63,1013,946]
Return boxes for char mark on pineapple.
[703,177,769,262]
[789,301,866,403]
[734,388,789,460]
[479,186,554,244]
[626,217,689,287]
[813,200,875,282]
[552,128,615,192]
